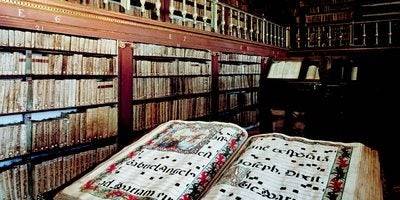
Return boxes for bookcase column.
[211,52,220,121]
[259,57,273,132]
[118,42,134,146]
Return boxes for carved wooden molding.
[0,0,288,58]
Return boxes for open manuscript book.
[55,120,382,200]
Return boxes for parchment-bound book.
[203,133,382,200]
[55,121,382,200]
[55,120,248,200]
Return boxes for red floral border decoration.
[79,122,247,200]
[323,147,353,200]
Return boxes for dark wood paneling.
[118,43,134,146]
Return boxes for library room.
[0,0,398,199]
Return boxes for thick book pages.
[203,133,382,200]
[55,120,248,200]
[55,123,382,200]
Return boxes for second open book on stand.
[55,120,382,200]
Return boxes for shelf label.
[18,9,25,17]
[54,15,61,23]
[34,25,44,31]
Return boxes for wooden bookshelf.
[215,52,261,127]
[0,102,118,117]
[0,27,120,199]
[131,43,213,132]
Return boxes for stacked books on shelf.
[0,123,28,160]
[218,91,258,112]
[133,43,211,59]
[0,27,119,199]
[218,93,239,111]
[32,144,118,199]
[133,97,211,131]
[227,109,258,127]
[298,0,356,47]
[220,53,262,63]
[0,52,118,76]
[0,164,29,200]
[218,75,260,90]
[132,43,212,131]
[267,60,302,79]
[31,106,118,152]
[31,79,118,110]
[218,52,261,128]
[0,29,117,54]
[135,60,210,76]
[301,0,355,23]
[305,10,353,23]
[133,77,211,99]
[0,80,28,114]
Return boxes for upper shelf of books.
[0,29,118,56]
[133,43,212,61]
[0,28,119,116]
[219,52,262,64]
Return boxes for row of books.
[218,91,258,111]
[0,106,117,160]
[133,44,212,59]
[32,106,117,152]
[33,144,118,198]
[0,52,26,75]
[134,60,211,76]
[0,164,29,200]
[243,91,258,106]
[30,53,118,75]
[218,93,239,111]
[301,0,355,6]
[229,110,258,127]
[0,80,28,114]
[267,61,302,79]
[219,63,261,74]
[306,4,352,15]
[31,79,118,111]
[0,124,27,160]
[133,77,211,99]
[305,11,353,23]
[219,53,261,63]
[218,75,260,90]
[132,97,211,130]
[0,29,118,55]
